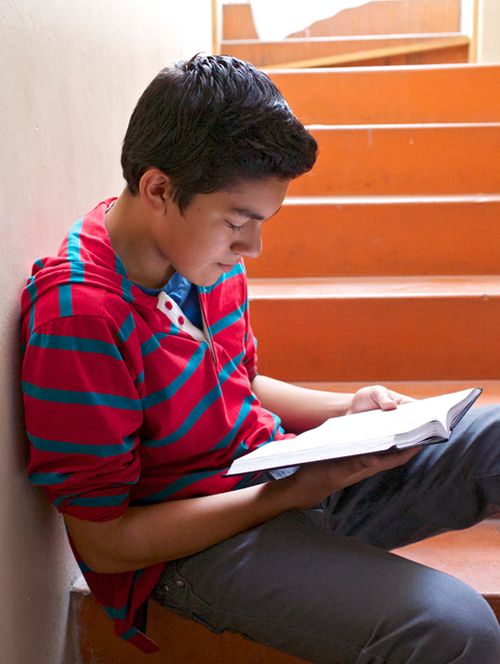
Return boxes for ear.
[138,168,174,216]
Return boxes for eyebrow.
[230,205,282,221]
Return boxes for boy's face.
[158,177,289,286]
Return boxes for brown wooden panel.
[293,380,500,405]
[334,42,469,67]
[289,124,500,196]
[221,33,466,68]
[246,198,500,278]
[268,65,500,124]
[263,38,468,69]
[75,593,306,663]
[222,2,258,40]
[248,280,500,381]
[395,520,500,620]
[288,0,462,38]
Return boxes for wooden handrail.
[263,35,469,70]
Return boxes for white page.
[228,389,477,473]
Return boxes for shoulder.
[22,281,136,344]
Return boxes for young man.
[21,54,499,662]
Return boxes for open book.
[226,387,482,476]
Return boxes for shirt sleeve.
[22,313,144,522]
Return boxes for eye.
[225,221,243,233]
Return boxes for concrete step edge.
[222,32,467,46]
[283,194,500,206]
[248,275,500,300]
[306,121,500,130]
[268,63,500,74]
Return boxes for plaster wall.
[477,0,500,62]
[0,2,211,662]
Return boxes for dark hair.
[121,54,317,210]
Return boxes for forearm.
[64,478,295,574]
[251,374,354,433]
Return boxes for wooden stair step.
[293,380,500,404]
[248,275,500,381]
[221,33,468,68]
[395,520,500,622]
[289,123,500,196]
[72,586,306,663]
[248,195,500,278]
[268,64,500,125]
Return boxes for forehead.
[198,178,289,218]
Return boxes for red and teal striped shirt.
[21,198,290,651]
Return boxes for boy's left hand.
[347,385,415,414]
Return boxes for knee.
[404,574,500,663]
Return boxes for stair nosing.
[222,32,466,46]
[283,194,500,206]
[268,63,500,74]
[305,122,500,130]
[248,275,500,300]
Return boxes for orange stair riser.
[249,297,500,381]
[75,594,305,664]
[269,66,500,124]
[290,125,500,196]
[248,200,500,278]
[221,35,467,67]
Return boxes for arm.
[251,374,414,433]
[64,445,419,574]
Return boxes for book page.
[227,388,479,474]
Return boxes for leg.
[327,405,500,549]
[153,509,500,663]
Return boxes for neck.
[104,188,175,288]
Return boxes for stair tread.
[394,521,500,595]
[223,32,467,45]
[307,121,500,129]
[284,194,500,205]
[270,63,500,74]
[293,380,500,403]
[249,275,500,299]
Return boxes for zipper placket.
[198,287,217,368]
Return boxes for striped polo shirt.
[20,198,291,651]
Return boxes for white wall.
[0,2,211,662]
[477,0,500,62]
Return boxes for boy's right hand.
[281,447,421,511]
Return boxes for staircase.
[221,0,470,67]
[70,63,500,664]
[247,59,500,619]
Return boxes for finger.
[370,386,398,410]
[375,446,422,468]
[388,390,416,405]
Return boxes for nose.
[233,222,262,259]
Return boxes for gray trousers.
[153,406,500,663]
